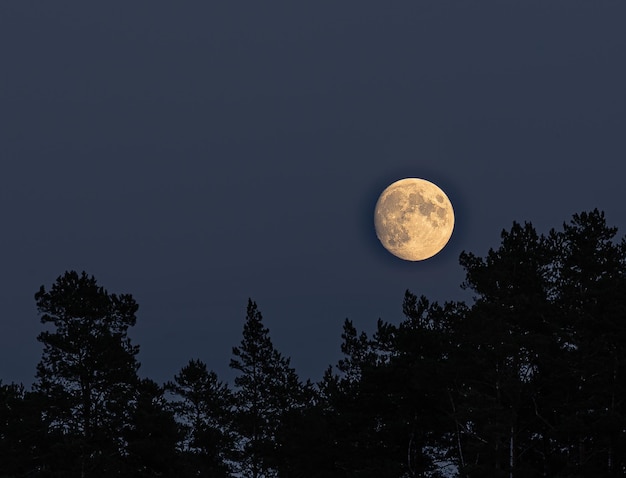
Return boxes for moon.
[374,178,454,261]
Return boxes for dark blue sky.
[1,1,625,386]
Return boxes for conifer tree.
[456,211,626,476]
[457,221,555,476]
[34,271,140,476]
[546,209,626,475]
[328,318,390,476]
[230,299,305,478]
[166,359,235,477]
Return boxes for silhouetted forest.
[2,209,626,477]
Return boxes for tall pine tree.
[458,221,555,477]
[34,271,140,476]
[166,359,235,477]
[230,299,306,478]
[546,209,626,476]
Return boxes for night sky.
[2,2,625,387]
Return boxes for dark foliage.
[2,210,626,477]
[166,359,235,477]
[229,299,310,478]
[33,270,141,476]
[125,378,182,476]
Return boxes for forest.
[2,209,626,477]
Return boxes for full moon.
[374,178,454,261]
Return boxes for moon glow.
[374,178,454,261]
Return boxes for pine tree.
[34,271,140,476]
[394,292,468,478]
[166,359,235,477]
[329,318,393,477]
[457,221,558,476]
[546,209,626,476]
[455,211,626,476]
[230,299,306,478]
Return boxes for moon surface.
[374,178,454,261]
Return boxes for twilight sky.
[1,1,625,387]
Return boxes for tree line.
[2,208,626,477]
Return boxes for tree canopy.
[2,209,626,477]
